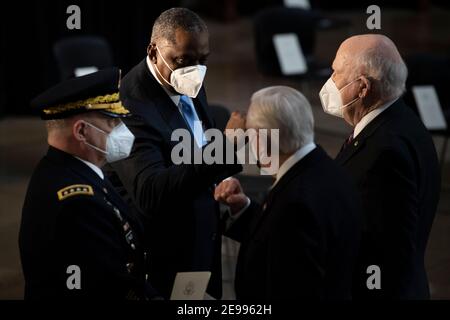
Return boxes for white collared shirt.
[273,142,317,187]
[353,98,398,138]
[75,156,104,180]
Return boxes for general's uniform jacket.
[19,146,157,299]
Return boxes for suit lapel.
[248,147,326,238]
[193,88,214,129]
[334,135,367,166]
[134,60,189,133]
[335,99,403,165]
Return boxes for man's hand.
[225,111,246,146]
[225,111,246,131]
[214,177,248,215]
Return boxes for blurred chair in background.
[253,7,317,77]
[253,6,351,80]
[53,35,114,80]
[404,53,450,123]
[404,53,450,172]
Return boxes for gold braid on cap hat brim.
[42,92,130,115]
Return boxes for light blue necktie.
[179,95,205,147]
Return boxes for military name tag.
[170,271,211,300]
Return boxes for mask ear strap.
[82,121,109,155]
[84,141,108,155]
[83,120,108,135]
[339,77,362,92]
[339,77,363,109]
[156,46,174,72]
[153,59,174,88]
[154,46,175,87]
[342,96,361,110]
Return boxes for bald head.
[339,34,403,64]
[334,34,408,101]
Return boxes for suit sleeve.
[224,201,262,243]
[109,112,242,217]
[266,202,325,299]
[361,145,419,298]
[54,197,146,299]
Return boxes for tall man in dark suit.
[105,8,242,298]
[19,68,158,299]
[215,86,361,300]
[319,34,440,299]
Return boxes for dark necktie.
[340,131,355,152]
[345,132,354,146]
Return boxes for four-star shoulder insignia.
[57,184,94,201]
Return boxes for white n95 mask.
[319,77,361,118]
[83,121,135,163]
[155,46,207,98]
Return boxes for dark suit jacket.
[19,147,156,300]
[335,99,440,299]
[105,59,242,298]
[227,146,361,300]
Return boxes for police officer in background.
[19,68,158,300]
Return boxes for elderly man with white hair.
[215,86,361,300]
[320,34,440,299]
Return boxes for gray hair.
[45,112,97,134]
[151,7,208,44]
[45,119,68,133]
[247,86,314,155]
[352,45,408,100]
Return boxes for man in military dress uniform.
[19,68,158,300]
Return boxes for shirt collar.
[273,142,316,187]
[74,156,104,180]
[146,56,180,106]
[353,98,398,138]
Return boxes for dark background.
[1,0,449,117]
